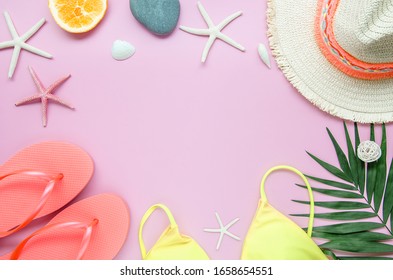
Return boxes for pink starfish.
[15,66,74,127]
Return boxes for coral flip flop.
[0,141,94,237]
[0,194,130,260]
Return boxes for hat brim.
[267,0,393,123]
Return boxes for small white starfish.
[179,1,245,63]
[0,11,52,78]
[204,212,240,250]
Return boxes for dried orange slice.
[49,0,107,33]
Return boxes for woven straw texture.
[335,0,393,63]
[267,0,393,123]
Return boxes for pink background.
[0,0,392,260]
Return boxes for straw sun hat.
[268,0,393,123]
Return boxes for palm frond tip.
[296,122,393,260]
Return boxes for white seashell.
[258,43,271,69]
[357,140,382,163]
[112,40,136,61]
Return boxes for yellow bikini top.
[241,165,328,260]
[139,204,209,260]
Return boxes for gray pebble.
[130,0,180,36]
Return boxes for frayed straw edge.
[266,0,393,124]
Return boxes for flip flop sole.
[1,194,130,260]
[0,141,94,234]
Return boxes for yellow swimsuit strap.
[139,204,178,259]
[260,165,315,237]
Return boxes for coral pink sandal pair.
[0,142,129,260]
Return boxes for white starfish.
[0,11,52,78]
[204,212,240,250]
[179,1,245,63]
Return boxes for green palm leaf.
[304,175,356,190]
[296,122,393,259]
[306,152,353,183]
[293,200,370,210]
[338,257,393,260]
[321,249,339,260]
[327,128,353,181]
[344,122,359,187]
[374,124,387,212]
[321,240,393,253]
[296,184,363,199]
[312,231,393,241]
[291,211,376,220]
[383,159,393,223]
[312,222,384,234]
[354,123,366,194]
[366,124,377,203]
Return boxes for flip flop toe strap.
[0,170,63,238]
[10,218,99,260]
